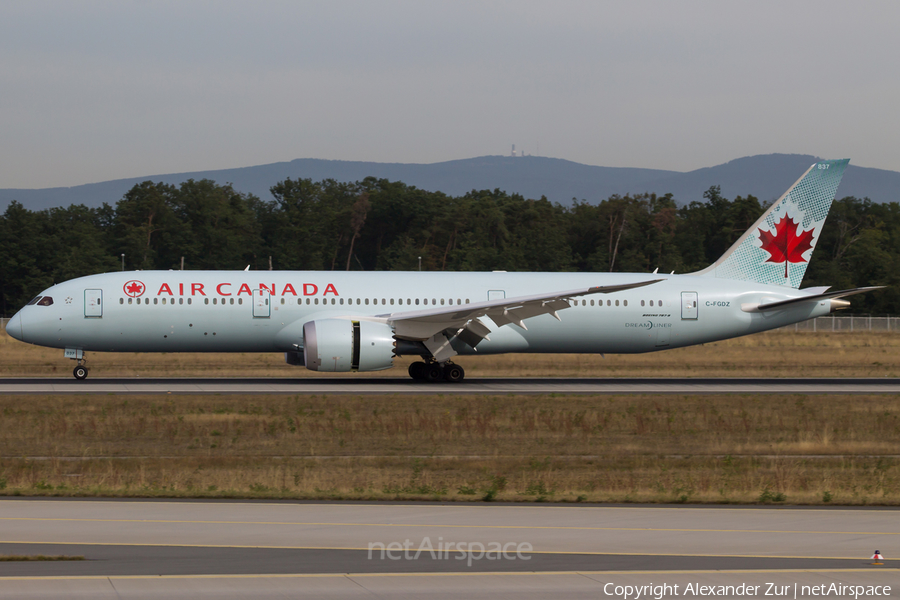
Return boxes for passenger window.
[128,298,133,305]
[340,298,345,305]
[306,298,310,305]
[212,298,216,305]
[590,300,594,306]
[331,299,336,305]
[582,300,586,306]
[624,300,628,307]
[205,298,210,305]
[659,300,663,306]
[466,298,470,304]
[432,299,436,305]
[365,298,369,305]
[615,300,619,306]
[607,300,611,306]
[649,300,654,307]
[280,298,285,305]
[238,298,242,305]
[154,298,159,305]
[188,298,192,305]
[230,298,234,305]
[458,299,462,305]
[415,299,419,305]
[381,299,385,305]
[145,298,149,304]
[179,298,184,305]
[641,300,645,306]
[390,299,394,305]
[440,299,445,305]
[162,298,166,305]
[314,298,319,305]
[119,298,124,305]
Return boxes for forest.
[1,177,897,316]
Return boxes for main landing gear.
[408,360,465,383]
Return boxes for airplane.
[5,158,882,382]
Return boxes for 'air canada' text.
[155,283,339,297]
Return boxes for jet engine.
[302,319,395,372]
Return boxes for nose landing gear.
[65,348,89,380]
[73,363,89,380]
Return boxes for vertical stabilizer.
[693,159,848,288]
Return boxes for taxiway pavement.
[0,499,896,598]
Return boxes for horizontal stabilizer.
[742,286,884,313]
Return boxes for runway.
[2,376,900,395]
[0,499,896,598]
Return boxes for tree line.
[1,177,897,316]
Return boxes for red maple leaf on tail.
[758,215,815,279]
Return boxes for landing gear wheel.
[443,363,465,383]
[423,363,444,383]
[73,365,89,380]
[408,361,427,380]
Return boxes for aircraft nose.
[6,312,23,341]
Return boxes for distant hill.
[2,154,897,212]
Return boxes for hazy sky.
[2,1,898,188]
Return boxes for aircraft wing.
[381,279,663,351]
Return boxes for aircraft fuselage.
[7,270,833,356]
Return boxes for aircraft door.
[84,289,103,318]
[681,292,698,320]
[252,288,271,318]
[488,290,505,301]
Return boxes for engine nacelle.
[302,319,395,372]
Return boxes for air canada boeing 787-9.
[5,159,881,381]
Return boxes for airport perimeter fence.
[777,315,900,332]
[2,315,900,333]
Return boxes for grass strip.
[0,392,898,504]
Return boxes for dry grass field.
[0,393,898,504]
[2,327,900,378]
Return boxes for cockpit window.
[37,296,53,306]
[26,296,42,305]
